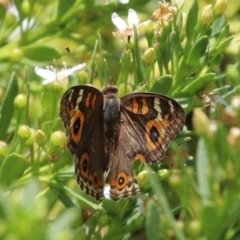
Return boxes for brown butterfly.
[60,84,185,201]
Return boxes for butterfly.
[60,84,185,201]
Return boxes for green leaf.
[133,25,146,86]
[162,32,176,72]
[147,167,186,240]
[200,206,222,239]
[181,73,215,95]
[211,15,227,37]
[210,36,234,57]
[196,138,211,205]
[57,0,77,20]
[186,0,198,43]
[0,72,18,140]
[186,35,209,66]
[0,153,26,187]
[214,123,229,167]
[50,184,75,208]
[151,75,172,94]
[145,200,161,240]
[24,46,61,61]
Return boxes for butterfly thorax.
[102,85,121,154]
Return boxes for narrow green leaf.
[0,72,18,140]
[200,206,221,239]
[186,0,198,43]
[186,35,209,66]
[88,39,99,84]
[0,153,26,187]
[48,180,102,210]
[24,46,61,61]
[133,25,146,86]
[147,167,186,240]
[211,15,227,37]
[57,0,76,20]
[196,138,211,205]
[214,123,229,167]
[50,185,75,208]
[181,73,215,95]
[162,32,176,72]
[145,200,161,240]
[210,36,234,57]
[117,49,131,87]
[151,75,172,94]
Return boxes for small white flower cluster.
[111,9,150,40]
[35,63,86,85]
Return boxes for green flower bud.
[50,131,66,146]
[45,81,65,92]
[201,4,213,26]
[0,88,3,99]
[21,0,30,15]
[176,221,184,231]
[10,48,23,62]
[192,108,209,135]
[158,169,170,180]
[17,125,31,139]
[214,0,228,15]
[0,141,8,156]
[25,128,36,145]
[137,170,149,187]
[142,19,153,34]
[14,94,27,109]
[185,220,202,238]
[143,48,156,65]
[35,130,47,145]
[168,171,182,187]
[5,12,17,26]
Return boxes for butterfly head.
[102,84,118,96]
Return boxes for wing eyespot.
[79,152,90,178]
[70,111,85,143]
[150,125,160,143]
[73,117,80,134]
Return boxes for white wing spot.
[68,89,74,101]
[154,98,163,121]
[168,100,174,113]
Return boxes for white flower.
[112,9,143,39]
[34,63,86,85]
[7,4,36,41]
[119,0,129,4]
[103,185,111,200]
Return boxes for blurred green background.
[0,0,240,239]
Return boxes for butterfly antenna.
[65,46,71,53]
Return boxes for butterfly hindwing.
[105,123,140,200]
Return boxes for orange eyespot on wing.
[78,152,90,179]
[70,110,85,144]
[107,171,140,201]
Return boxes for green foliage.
[0,0,240,239]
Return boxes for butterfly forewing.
[60,85,108,201]
[120,93,185,164]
